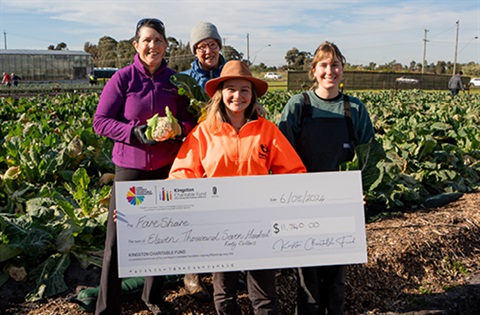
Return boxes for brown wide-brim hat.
[205,60,269,98]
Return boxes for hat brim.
[205,75,268,98]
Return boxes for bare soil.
[1,191,480,315]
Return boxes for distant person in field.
[182,21,226,90]
[278,41,375,315]
[448,71,464,97]
[89,72,98,85]
[11,73,21,87]
[2,72,11,87]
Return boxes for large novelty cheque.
[115,171,367,277]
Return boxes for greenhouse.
[0,49,93,82]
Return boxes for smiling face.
[195,38,221,71]
[312,54,343,99]
[221,78,253,117]
[133,26,167,74]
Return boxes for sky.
[0,0,479,68]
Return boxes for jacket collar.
[133,54,168,77]
[190,54,226,75]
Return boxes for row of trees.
[83,36,244,72]
[47,42,68,51]
[348,60,480,76]
[282,48,480,76]
[81,37,317,73]
[50,35,480,76]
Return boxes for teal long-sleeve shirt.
[278,91,375,147]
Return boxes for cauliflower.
[145,107,182,142]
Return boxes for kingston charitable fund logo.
[126,186,153,206]
[160,188,173,201]
[162,187,208,200]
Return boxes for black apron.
[294,92,357,172]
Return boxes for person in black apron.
[278,41,375,315]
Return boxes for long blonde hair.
[204,81,259,132]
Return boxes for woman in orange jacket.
[169,60,306,314]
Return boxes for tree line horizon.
[47,36,480,76]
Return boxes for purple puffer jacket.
[93,54,197,171]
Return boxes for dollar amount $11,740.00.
[272,191,340,236]
[272,221,317,234]
[272,216,354,237]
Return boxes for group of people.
[2,72,21,87]
[93,18,375,315]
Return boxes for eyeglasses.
[136,18,165,32]
[196,41,219,53]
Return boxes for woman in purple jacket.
[93,18,196,315]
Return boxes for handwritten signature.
[272,235,356,251]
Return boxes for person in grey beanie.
[181,21,226,90]
[179,21,227,303]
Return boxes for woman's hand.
[132,125,157,145]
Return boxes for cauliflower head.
[145,107,182,142]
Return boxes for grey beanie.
[190,21,222,54]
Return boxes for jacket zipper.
[147,75,156,170]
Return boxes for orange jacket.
[169,116,306,179]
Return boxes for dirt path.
[1,191,479,315]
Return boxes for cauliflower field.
[0,89,479,304]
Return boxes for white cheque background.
[115,171,367,277]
